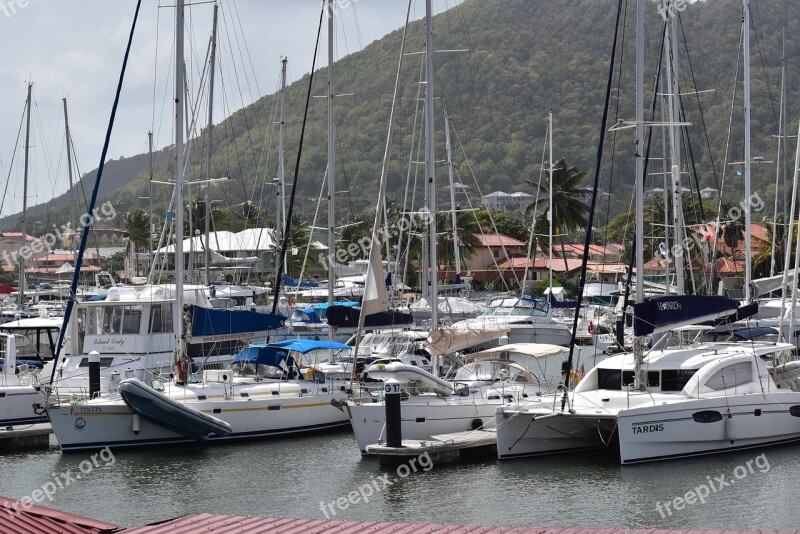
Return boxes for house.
[0,231,45,268]
[468,233,527,270]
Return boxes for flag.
[735,169,743,176]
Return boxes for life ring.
[588,321,595,334]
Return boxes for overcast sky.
[0,0,461,218]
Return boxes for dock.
[0,423,52,451]
[364,429,497,465]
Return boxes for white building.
[481,191,533,213]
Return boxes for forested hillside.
[5,0,798,237]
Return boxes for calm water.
[2,346,798,530]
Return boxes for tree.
[122,208,150,254]
[526,158,590,266]
[476,210,528,242]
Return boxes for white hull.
[46,379,349,451]
[617,394,800,463]
[0,384,46,426]
[345,398,505,452]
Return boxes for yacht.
[450,296,573,347]
[343,342,567,453]
[0,333,46,426]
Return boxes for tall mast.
[635,0,644,304]
[327,0,336,339]
[743,0,752,302]
[204,2,218,286]
[148,131,154,265]
[278,56,288,265]
[548,111,554,315]
[63,98,76,257]
[444,108,461,277]
[771,29,787,278]
[175,0,186,377]
[20,82,32,309]
[424,0,438,328]
[664,0,685,294]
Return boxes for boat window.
[597,369,622,390]
[661,369,699,391]
[648,371,660,387]
[622,371,634,386]
[122,306,142,334]
[149,306,165,333]
[78,357,115,368]
[705,362,752,391]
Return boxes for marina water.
[1,346,798,530]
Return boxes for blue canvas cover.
[284,274,319,288]
[189,305,286,337]
[633,295,741,337]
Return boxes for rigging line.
[602,0,628,267]
[51,0,143,383]
[563,0,623,394]
[677,12,719,192]
[219,5,260,202]
[296,167,328,288]
[270,1,326,315]
[0,104,27,219]
[523,122,549,287]
[449,121,515,290]
[151,1,162,133]
[334,117,355,216]
[442,0,465,122]
[350,0,364,50]
[216,67,250,218]
[709,19,744,290]
[749,0,779,129]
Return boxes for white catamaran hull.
[617,393,800,463]
[0,384,46,426]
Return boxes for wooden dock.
[364,429,497,465]
[0,423,52,451]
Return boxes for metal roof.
[0,496,118,534]
[120,515,800,534]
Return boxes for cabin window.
[122,306,142,334]
[597,369,622,390]
[705,362,752,391]
[149,304,173,334]
[647,371,660,387]
[661,369,699,391]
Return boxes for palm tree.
[123,208,150,277]
[435,207,482,270]
[526,158,590,267]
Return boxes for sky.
[0,0,462,219]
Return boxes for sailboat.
[44,0,351,451]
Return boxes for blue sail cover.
[232,344,297,368]
[284,274,319,288]
[189,305,286,339]
[633,295,741,337]
[547,293,578,309]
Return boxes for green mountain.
[5,0,800,236]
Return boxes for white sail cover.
[427,326,510,355]
[752,270,795,297]
[467,342,569,360]
[209,248,258,266]
[360,236,389,317]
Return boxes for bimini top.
[232,339,350,368]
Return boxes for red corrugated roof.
[0,232,37,241]
[120,515,800,534]
[0,496,118,533]
[475,233,526,247]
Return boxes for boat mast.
[444,108,461,277]
[203,2,218,286]
[175,0,187,380]
[327,0,336,340]
[424,0,439,329]
[63,98,76,258]
[20,82,32,310]
[278,56,288,277]
[770,31,787,278]
[664,0,685,295]
[148,131,155,266]
[633,0,645,389]
[743,0,752,302]
[548,111,554,316]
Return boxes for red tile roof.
[34,253,102,262]
[475,233,525,247]
[120,515,800,534]
[560,243,621,257]
[26,265,101,273]
[0,496,118,533]
[705,256,745,273]
[497,256,584,272]
[0,232,37,241]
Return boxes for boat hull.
[0,385,46,426]
[617,393,800,463]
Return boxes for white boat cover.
[427,326,509,355]
[466,342,568,359]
